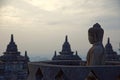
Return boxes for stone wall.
[27,61,120,80]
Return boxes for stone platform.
[27,60,120,80]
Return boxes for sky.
[0,0,120,60]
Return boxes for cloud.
[23,0,77,11]
[0,0,120,27]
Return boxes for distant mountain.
[30,56,49,62]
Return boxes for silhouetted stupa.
[52,35,81,60]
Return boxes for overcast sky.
[0,0,120,60]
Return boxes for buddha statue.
[86,23,105,66]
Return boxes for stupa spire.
[62,35,71,52]
[105,37,113,54]
[6,34,18,52]
[59,35,73,55]
[108,37,110,44]
[11,34,14,43]
[65,35,68,42]
[118,43,120,53]
[76,51,78,55]
[54,51,57,56]
[25,51,29,62]
[25,51,27,57]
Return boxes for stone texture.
[27,61,120,80]
[0,34,29,80]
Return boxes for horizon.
[0,0,120,61]
[0,33,119,61]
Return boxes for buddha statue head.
[88,23,104,44]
